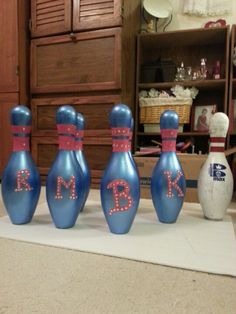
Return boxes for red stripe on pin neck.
[58,136,74,150]
[210,147,225,152]
[161,129,177,139]
[162,140,176,152]
[13,137,30,151]
[210,137,225,152]
[11,126,31,134]
[75,130,84,138]
[57,124,76,135]
[111,127,130,137]
[112,139,131,152]
[74,141,83,150]
[210,137,225,143]
[161,129,179,152]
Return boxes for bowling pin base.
[155,210,180,224]
[7,210,35,225]
[108,227,131,235]
[54,224,75,229]
[52,220,76,229]
[204,215,223,221]
[9,217,33,225]
[158,217,178,224]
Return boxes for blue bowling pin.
[46,105,85,229]
[100,104,140,234]
[129,117,134,155]
[1,105,41,224]
[129,117,134,161]
[151,110,186,223]
[129,117,138,171]
[74,112,90,211]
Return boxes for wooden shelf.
[138,132,210,137]
[233,78,236,90]
[135,27,230,154]
[229,25,236,150]
[138,79,226,91]
[138,27,228,48]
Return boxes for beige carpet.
[0,189,236,277]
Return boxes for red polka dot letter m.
[55,176,78,200]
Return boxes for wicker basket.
[139,97,192,124]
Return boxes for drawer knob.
[69,32,77,42]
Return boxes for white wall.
[166,0,236,31]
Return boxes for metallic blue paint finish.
[151,110,186,223]
[74,112,90,211]
[100,104,140,234]
[1,105,41,224]
[46,106,86,229]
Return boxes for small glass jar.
[212,60,221,79]
[200,58,208,79]
[185,66,192,80]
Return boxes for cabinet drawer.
[31,28,121,93]
[31,136,112,184]
[31,95,121,136]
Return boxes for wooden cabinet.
[0,94,19,173]
[31,0,71,38]
[0,0,29,175]
[31,95,120,137]
[135,27,230,154]
[31,0,122,38]
[31,95,119,184]
[31,28,121,94]
[30,0,141,185]
[31,137,112,185]
[0,0,18,92]
[229,24,236,147]
[73,0,122,32]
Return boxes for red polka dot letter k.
[164,170,184,198]
[15,169,33,192]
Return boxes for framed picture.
[192,104,217,132]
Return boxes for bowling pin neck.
[11,125,31,152]
[57,124,75,150]
[111,127,131,152]
[129,130,133,152]
[161,129,177,153]
[209,136,225,153]
[129,130,133,142]
[74,130,84,151]
[111,127,130,137]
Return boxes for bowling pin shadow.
[72,203,109,233]
[130,209,208,237]
[32,213,52,225]
[73,218,109,233]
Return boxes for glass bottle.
[200,58,208,79]
[179,62,186,81]
[185,66,192,80]
[212,60,221,80]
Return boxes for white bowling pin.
[198,112,233,220]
